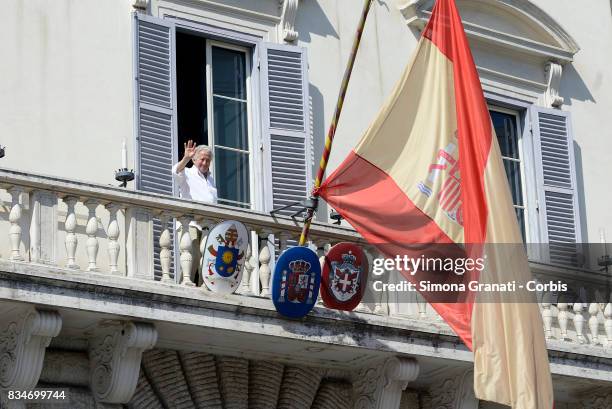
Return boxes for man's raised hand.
[183,140,197,162]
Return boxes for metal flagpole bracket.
[270,196,319,220]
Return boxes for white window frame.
[204,39,254,209]
[171,17,265,212]
[488,105,530,241]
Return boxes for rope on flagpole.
[298,0,373,246]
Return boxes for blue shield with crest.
[272,246,321,318]
[215,246,239,277]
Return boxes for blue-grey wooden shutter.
[260,43,312,216]
[134,13,177,279]
[531,106,582,266]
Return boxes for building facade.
[0,0,611,408]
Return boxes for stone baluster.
[604,302,612,346]
[315,241,328,269]
[198,218,217,291]
[278,232,290,253]
[84,199,99,272]
[8,187,24,261]
[572,302,585,344]
[179,216,195,287]
[416,293,428,318]
[259,232,272,297]
[63,197,79,269]
[541,293,553,339]
[106,203,121,275]
[588,302,600,345]
[372,246,386,315]
[248,234,260,295]
[158,213,173,283]
[315,240,330,306]
[361,245,385,315]
[29,190,58,265]
[237,243,253,295]
[557,302,569,340]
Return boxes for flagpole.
[298,0,373,246]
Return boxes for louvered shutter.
[260,43,312,216]
[134,13,177,280]
[531,106,582,266]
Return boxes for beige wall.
[0,0,134,186]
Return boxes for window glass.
[212,47,246,99]
[213,97,248,150]
[211,45,250,207]
[490,109,526,240]
[214,147,250,208]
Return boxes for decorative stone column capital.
[89,322,157,404]
[426,369,477,409]
[353,356,419,409]
[582,393,612,409]
[544,61,564,108]
[132,0,149,12]
[383,356,420,390]
[280,0,299,42]
[0,306,62,389]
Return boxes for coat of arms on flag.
[417,132,463,226]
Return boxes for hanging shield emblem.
[215,246,239,277]
[202,220,249,294]
[272,246,321,318]
[321,242,368,311]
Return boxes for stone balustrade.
[0,168,611,352]
[540,296,612,348]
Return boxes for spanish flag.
[318,0,553,407]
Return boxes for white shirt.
[172,163,218,204]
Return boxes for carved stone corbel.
[425,369,477,409]
[0,306,62,389]
[397,0,424,27]
[89,322,158,404]
[132,0,149,12]
[582,393,612,409]
[544,61,564,108]
[353,356,420,409]
[280,0,299,42]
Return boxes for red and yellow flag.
[318,0,553,407]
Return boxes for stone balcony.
[0,167,611,407]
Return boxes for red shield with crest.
[321,242,369,311]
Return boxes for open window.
[133,13,311,278]
[176,31,252,208]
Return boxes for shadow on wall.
[310,84,329,222]
[573,142,589,246]
[294,0,339,43]
[559,64,596,106]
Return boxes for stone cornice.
[397,0,579,63]
[1,262,611,377]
